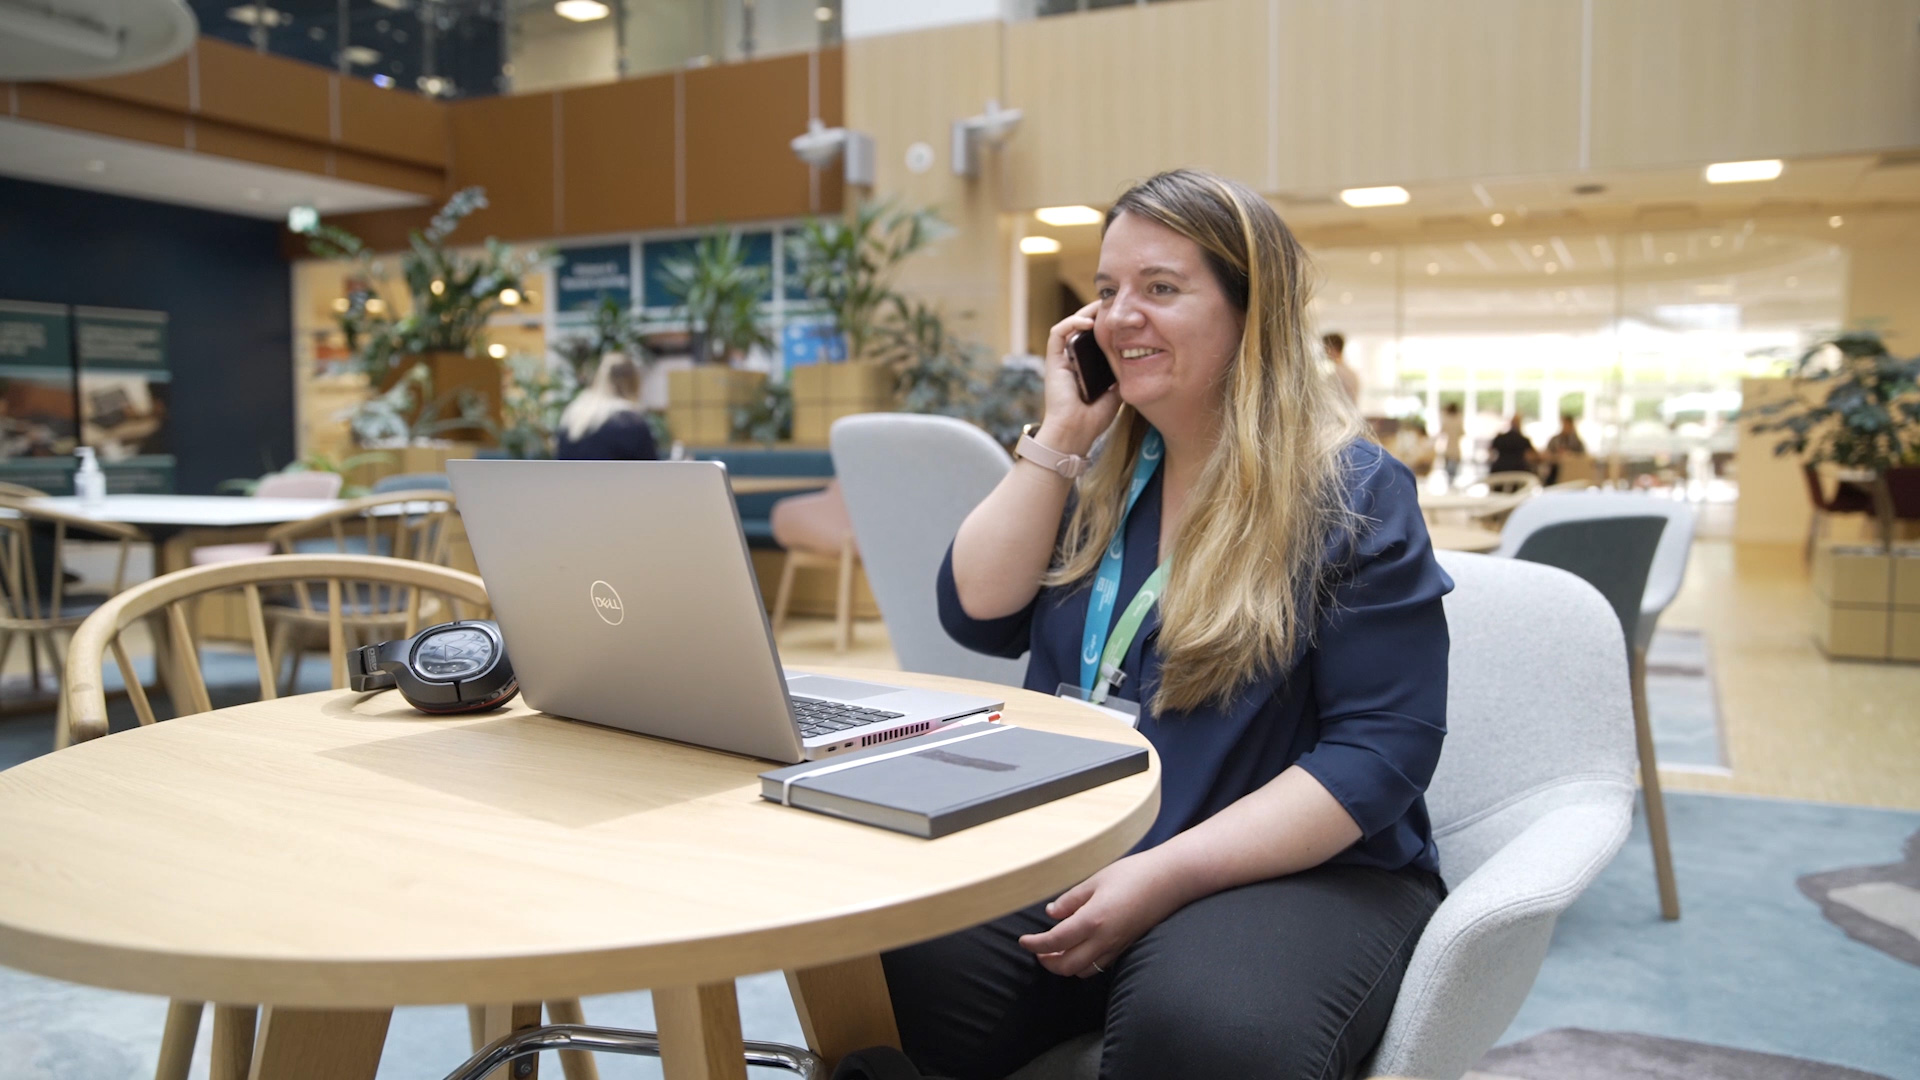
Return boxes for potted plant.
[552,295,648,385]
[1748,331,1920,549]
[659,229,776,445]
[485,353,581,459]
[306,187,543,443]
[872,296,1043,450]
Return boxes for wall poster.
[0,301,174,494]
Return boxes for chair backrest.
[1494,491,1695,649]
[266,489,458,563]
[0,481,48,500]
[1555,452,1597,485]
[254,470,344,499]
[0,504,147,626]
[1510,517,1666,646]
[372,472,453,493]
[1428,551,1637,883]
[63,555,490,745]
[1484,471,1543,496]
[830,414,1028,686]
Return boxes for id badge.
[1056,683,1142,728]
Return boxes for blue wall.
[0,176,295,493]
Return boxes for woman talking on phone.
[882,170,1451,1080]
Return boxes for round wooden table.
[1427,523,1503,553]
[0,668,1158,1080]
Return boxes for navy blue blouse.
[936,440,1451,874]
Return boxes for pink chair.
[769,481,861,652]
[190,471,345,566]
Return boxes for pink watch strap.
[1016,431,1090,479]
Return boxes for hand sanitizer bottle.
[74,447,106,508]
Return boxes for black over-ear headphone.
[347,619,519,714]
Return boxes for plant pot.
[667,367,766,446]
[790,362,897,446]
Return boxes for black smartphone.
[1068,331,1117,403]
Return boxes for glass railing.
[190,0,842,100]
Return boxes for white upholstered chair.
[830,414,1027,687]
[1006,552,1638,1080]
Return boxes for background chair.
[769,481,862,652]
[1483,471,1543,496]
[830,414,1028,686]
[62,555,596,1080]
[0,501,146,744]
[1495,494,1686,921]
[1008,553,1638,1080]
[189,469,344,566]
[373,471,454,493]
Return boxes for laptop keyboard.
[791,696,907,739]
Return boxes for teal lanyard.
[1080,429,1165,703]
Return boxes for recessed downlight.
[554,0,610,21]
[1704,160,1782,184]
[1339,186,1410,208]
[1019,236,1062,255]
[1034,205,1103,227]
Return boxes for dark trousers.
[882,863,1442,1080]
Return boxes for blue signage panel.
[782,318,847,370]
[555,243,634,314]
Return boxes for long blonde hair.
[559,354,645,442]
[1045,170,1366,715]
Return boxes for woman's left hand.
[1017,851,1192,978]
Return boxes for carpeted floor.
[1642,628,1728,772]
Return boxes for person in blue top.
[882,170,1452,1080]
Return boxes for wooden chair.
[0,500,147,744]
[62,554,598,1080]
[0,481,49,500]
[261,489,461,691]
[1483,470,1544,496]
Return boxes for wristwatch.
[1016,423,1091,480]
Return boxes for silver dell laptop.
[448,459,1003,763]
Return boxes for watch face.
[414,626,493,679]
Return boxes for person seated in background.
[1487,413,1538,480]
[1388,416,1436,477]
[1543,413,1586,485]
[1323,331,1360,405]
[554,354,658,461]
[1439,400,1467,488]
[887,169,1449,1080]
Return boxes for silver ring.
[1090,961,1106,974]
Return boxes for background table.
[1428,523,1503,553]
[24,495,351,574]
[0,667,1159,1080]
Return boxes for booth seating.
[692,446,833,548]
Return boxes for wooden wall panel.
[331,150,446,198]
[1004,0,1268,210]
[558,75,677,235]
[338,77,450,169]
[846,23,1007,349]
[13,85,188,149]
[194,38,332,144]
[191,119,331,175]
[1589,0,1920,170]
[1267,0,1583,191]
[61,54,190,112]
[684,51,819,223]
[448,93,557,241]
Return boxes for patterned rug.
[1642,628,1729,773]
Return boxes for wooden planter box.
[379,351,503,444]
[667,367,766,446]
[790,363,897,446]
[1811,543,1920,662]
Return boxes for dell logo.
[589,580,624,625]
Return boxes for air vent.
[862,721,930,748]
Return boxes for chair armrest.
[1367,791,1633,1080]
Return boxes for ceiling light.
[1035,205,1103,227]
[554,0,610,21]
[1663,252,1677,264]
[1425,262,1440,275]
[430,279,446,296]
[1020,236,1062,255]
[1369,251,1383,265]
[1339,186,1410,208]
[371,73,393,87]
[1705,159,1782,184]
[1530,244,1545,257]
[814,5,833,20]
[345,45,382,66]
[1544,262,1559,274]
[364,298,387,314]
[331,297,350,313]
[487,343,508,359]
[1489,213,1505,226]
[499,288,522,306]
[1829,215,1844,228]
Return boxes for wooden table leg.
[210,1004,257,1080]
[786,955,900,1073]
[480,1002,543,1080]
[654,982,748,1080]
[246,1006,389,1080]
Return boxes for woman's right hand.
[1038,300,1124,456]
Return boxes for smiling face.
[1092,211,1247,427]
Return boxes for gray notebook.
[759,723,1149,838]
